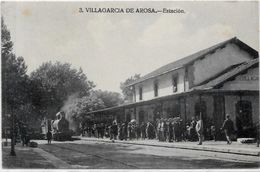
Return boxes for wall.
[134,68,185,102]
[189,43,253,87]
[184,95,214,122]
[224,95,259,130]
[125,108,135,121]
[136,104,155,124]
[221,66,259,90]
[133,43,253,103]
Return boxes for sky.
[1,1,259,93]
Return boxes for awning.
[85,89,258,115]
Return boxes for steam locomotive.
[41,111,73,141]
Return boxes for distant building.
[87,37,259,139]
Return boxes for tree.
[2,17,31,156]
[94,89,123,107]
[2,18,30,121]
[30,62,95,119]
[1,17,13,56]
[62,90,123,124]
[120,74,141,102]
[62,91,106,132]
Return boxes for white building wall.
[192,43,253,86]
[134,68,185,102]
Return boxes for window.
[154,80,159,97]
[139,86,143,100]
[172,74,178,92]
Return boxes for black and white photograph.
[1,0,259,170]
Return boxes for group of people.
[154,116,204,144]
[83,120,157,141]
[83,114,235,145]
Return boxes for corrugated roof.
[127,37,258,87]
[192,58,259,90]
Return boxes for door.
[236,100,253,137]
[139,110,145,124]
[195,100,207,120]
[126,113,131,123]
[153,104,162,121]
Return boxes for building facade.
[87,37,259,139]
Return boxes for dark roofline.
[126,37,258,87]
[192,58,259,90]
[126,66,183,87]
[192,63,242,87]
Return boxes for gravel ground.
[37,141,260,169]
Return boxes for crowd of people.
[14,114,236,146]
[81,115,231,145]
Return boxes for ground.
[2,139,259,169]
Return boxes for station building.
[86,37,259,139]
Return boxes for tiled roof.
[127,37,258,87]
[192,58,259,90]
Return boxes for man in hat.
[140,122,146,139]
[168,118,174,142]
[196,115,203,145]
[111,121,118,143]
[221,114,234,144]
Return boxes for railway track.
[49,143,139,169]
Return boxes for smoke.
[60,93,79,132]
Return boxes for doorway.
[126,113,131,123]
[236,100,254,138]
[139,110,145,124]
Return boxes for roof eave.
[126,37,258,88]
[126,66,183,87]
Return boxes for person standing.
[136,124,141,140]
[168,120,173,142]
[140,122,146,139]
[123,122,128,140]
[96,123,101,138]
[159,119,165,141]
[20,124,27,146]
[111,121,118,143]
[131,123,137,139]
[46,130,52,144]
[210,125,216,141]
[221,114,234,144]
[100,123,105,139]
[175,120,181,142]
[196,115,203,145]
[190,117,197,141]
[127,122,132,140]
[157,120,161,141]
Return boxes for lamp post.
[10,112,16,156]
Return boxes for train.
[41,111,73,141]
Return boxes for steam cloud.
[60,93,79,132]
